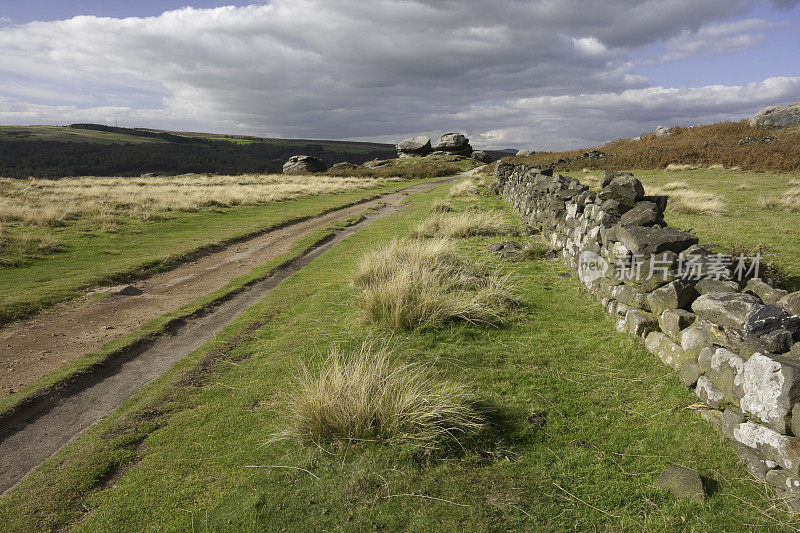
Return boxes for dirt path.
[0,184,434,398]
[0,176,453,494]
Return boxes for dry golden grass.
[275,341,483,446]
[660,181,691,191]
[0,222,63,266]
[411,212,515,238]
[0,174,401,227]
[580,174,601,191]
[430,198,453,213]
[665,164,698,171]
[353,238,517,329]
[738,183,753,191]
[790,178,800,186]
[708,164,725,170]
[647,185,726,216]
[448,180,478,197]
[757,187,800,212]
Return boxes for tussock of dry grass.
[789,178,800,186]
[448,180,477,197]
[430,199,453,213]
[757,187,800,212]
[411,212,515,238]
[0,174,400,227]
[708,164,725,170]
[0,223,63,266]
[647,185,726,216]
[275,341,483,446]
[665,164,698,171]
[660,181,690,191]
[353,238,517,329]
[738,183,753,191]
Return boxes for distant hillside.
[0,124,396,178]
[502,121,800,173]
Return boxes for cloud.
[0,1,798,149]
[660,18,783,62]
[461,77,800,150]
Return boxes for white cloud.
[572,37,607,56]
[660,18,782,62]
[0,1,798,149]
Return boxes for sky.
[0,1,799,150]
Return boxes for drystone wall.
[495,161,800,506]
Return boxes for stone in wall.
[740,353,800,433]
[692,293,762,329]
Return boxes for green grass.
[2,180,797,531]
[0,178,427,324]
[599,169,800,290]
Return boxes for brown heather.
[500,121,800,172]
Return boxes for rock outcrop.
[749,103,800,128]
[432,132,473,157]
[471,150,492,163]
[328,162,359,172]
[655,125,671,138]
[396,136,432,158]
[282,155,326,174]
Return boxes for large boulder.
[749,102,800,128]
[396,136,432,158]
[432,132,473,156]
[516,149,536,157]
[282,155,326,174]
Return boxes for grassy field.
[569,168,800,290]
[3,177,797,531]
[0,172,428,324]
[0,126,166,145]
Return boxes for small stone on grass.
[655,465,705,503]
